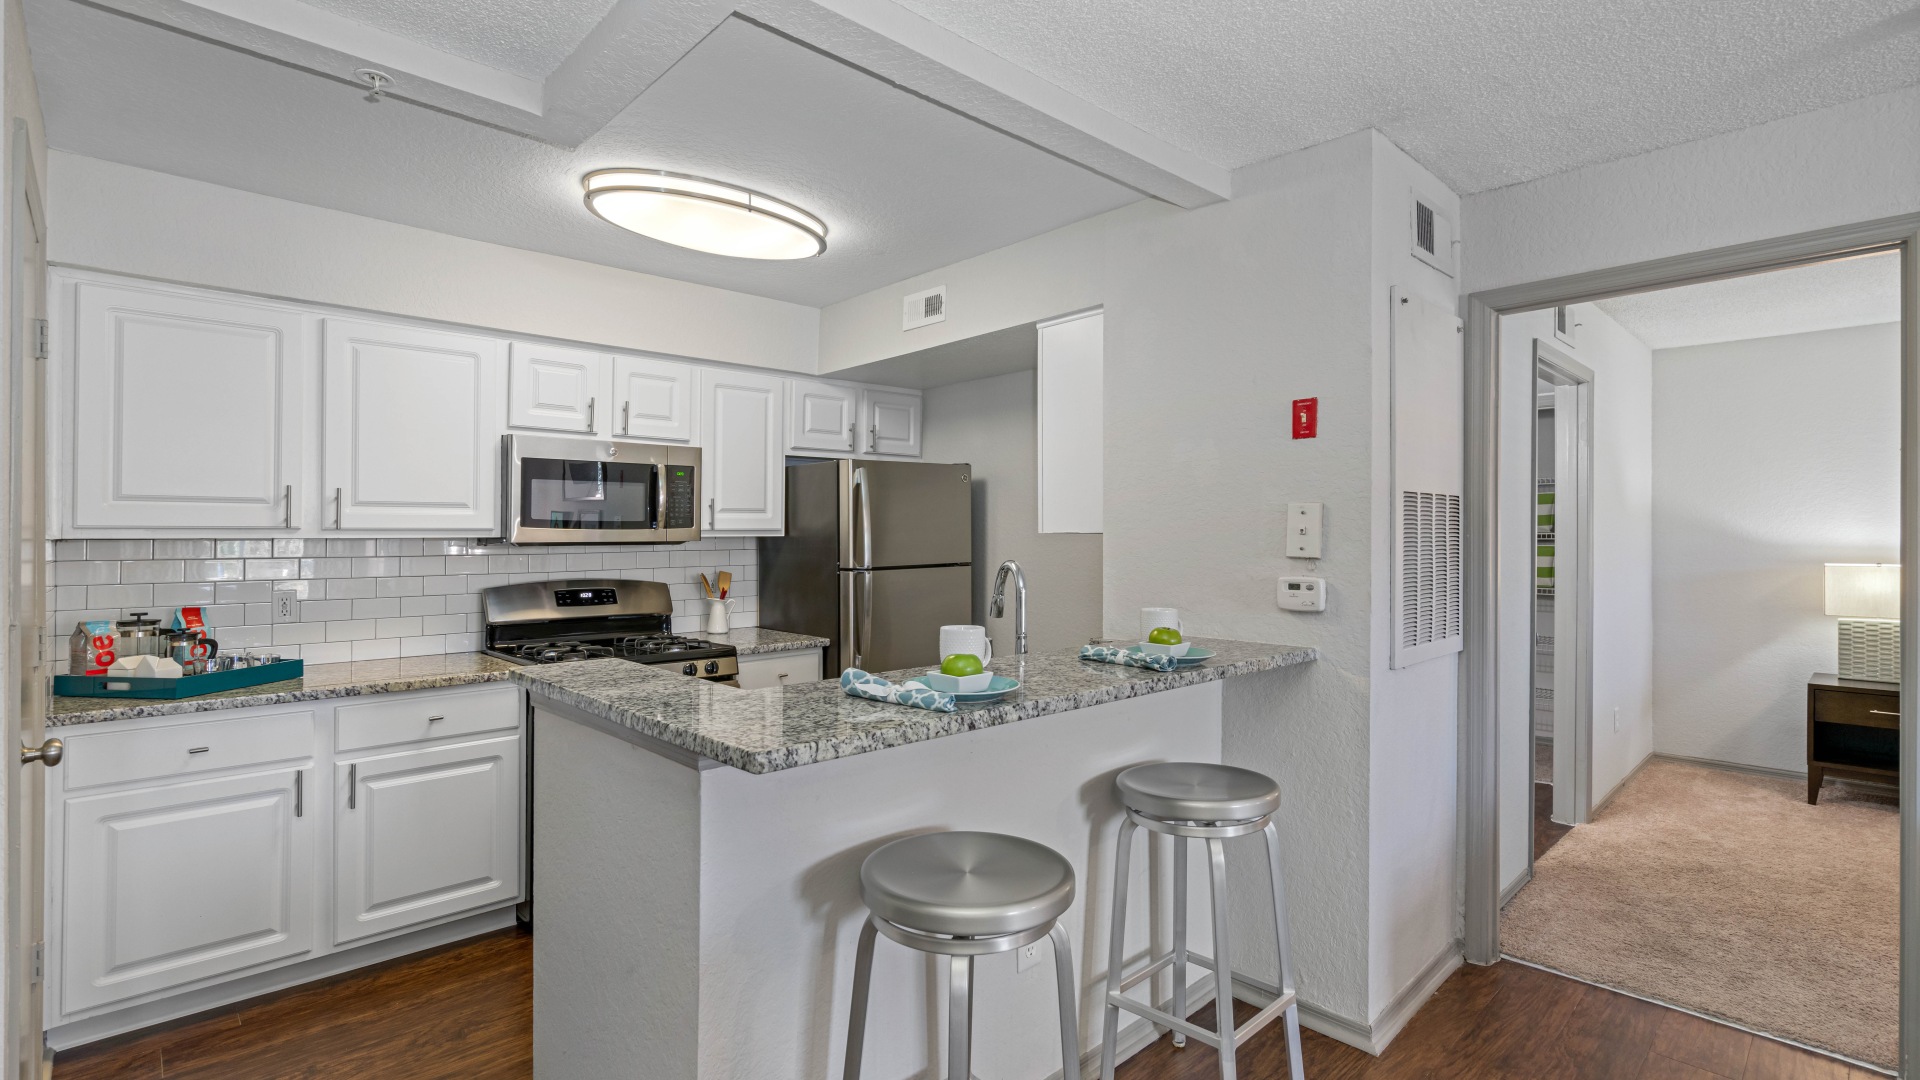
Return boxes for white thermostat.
[1278,576,1326,612]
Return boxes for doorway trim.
[1460,212,1920,1072]
[1533,341,1594,831]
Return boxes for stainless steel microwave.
[501,434,701,544]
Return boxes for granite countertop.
[48,653,522,727]
[689,627,831,655]
[512,637,1316,774]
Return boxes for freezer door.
[840,460,973,568]
[837,564,972,675]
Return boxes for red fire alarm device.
[1292,397,1318,439]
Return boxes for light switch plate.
[1286,502,1323,559]
[1278,577,1326,612]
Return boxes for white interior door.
[4,121,48,1080]
[1536,341,1594,829]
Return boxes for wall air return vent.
[1389,286,1466,668]
[1408,193,1456,277]
[903,285,947,331]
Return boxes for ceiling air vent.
[1408,193,1456,277]
[903,285,947,331]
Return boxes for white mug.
[939,624,992,667]
[1140,607,1182,640]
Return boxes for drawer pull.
[349,763,357,810]
[777,673,789,680]
[1869,709,1900,717]
[187,747,210,754]
[426,715,445,722]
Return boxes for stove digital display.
[553,588,618,607]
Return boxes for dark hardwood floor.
[1537,780,1573,860]
[54,927,1874,1079]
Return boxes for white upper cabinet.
[787,378,859,455]
[508,342,604,434]
[613,354,697,443]
[69,281,306,530]
[860,388,923,458]
[322,318,504,532]
[699,369,785,533]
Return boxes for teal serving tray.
[54,659,305,700]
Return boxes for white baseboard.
[1654,751,1807,782]
[1500,868,1533,909]
[49,907,517,1051]
[1358,943,1463,1054]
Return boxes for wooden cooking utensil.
[716,571,732,599]
[699,573,714,599]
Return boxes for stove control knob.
[705,660,720,675]
[682,663,697,676]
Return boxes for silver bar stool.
[1098,762,1304,1080]
[844,831,1080,1080]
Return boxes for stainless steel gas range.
[481,578,739,684]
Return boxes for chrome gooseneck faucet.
[991,560,1028,656]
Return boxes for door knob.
[21,738,63,767]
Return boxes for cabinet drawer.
[334,686,521,754]
[1812,689,1900,730]
[62,711,315,792]
[735,649,823,690]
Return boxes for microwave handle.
[655,463,669,532]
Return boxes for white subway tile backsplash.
[352,638,401,661]
[152,540,215,559]
[326,577,377,600]
[48,538,759,674]
[352,598,401,620]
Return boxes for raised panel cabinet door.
[508,342,605,434]
[860,388,923,458]
[322,318,505,531]
[60,767,315,1015]
[71,281,306,529]
[612,354,696,443]
[787,378,858,454]
[334,735,522,945]
[699,369,785,533]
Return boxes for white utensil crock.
[705,598,735,635]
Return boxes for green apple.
[1147,627,1184,646]
[940,653,984,677]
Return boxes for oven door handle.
[655,463,669,534]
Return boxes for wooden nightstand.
[1807,673,1899,804]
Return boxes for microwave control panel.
[664,466,698,530]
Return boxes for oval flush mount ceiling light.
[582,170,827,260]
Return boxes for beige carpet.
[1501,758,1898,1070]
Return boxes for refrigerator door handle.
[847,570,872,670]
[860,570,874,670]
[852,466,874,569]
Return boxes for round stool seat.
[1117,762,1280,822]
[860,831,1075,939]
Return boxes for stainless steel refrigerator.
[758,459,972,676]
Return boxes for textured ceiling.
[298,0,619,79]
[891,0,1920,193]
[26,4,1140,307]
[1596,251,1901,350]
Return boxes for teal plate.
[1123,644,1215,668]
[922,673,1022,702]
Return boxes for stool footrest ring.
[1107,951,1297,1052]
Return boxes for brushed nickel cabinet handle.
[587,397,596,432]
[349,763,357,809]
[622,400,631,436]
[295,770,303,818]
[426,715,444,722]
[187,746,210,754]
[284,484,293,529]
[334,488,343,529]
[1869,709,1900,716]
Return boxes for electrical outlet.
[272,589,299,624]
[1017,941,1042,973]
[1612,706,1620,733]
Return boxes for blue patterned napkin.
[1078,644,1178,671]
[841,669,957,712]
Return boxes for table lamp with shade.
[1825,562,1901,682]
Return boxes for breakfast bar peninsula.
[512,637,1314,1080]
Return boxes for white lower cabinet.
[47,686,524,1030]
[335,735,521,945]
[61,765,316,1015]
[735,648,823,689]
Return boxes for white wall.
[1462,84,1920,295]
[1652,322,1901,772]
[823,128,1462,1038]
[1496,303,1654,895]
[46,152,819,374]
[920,370,1103,657]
